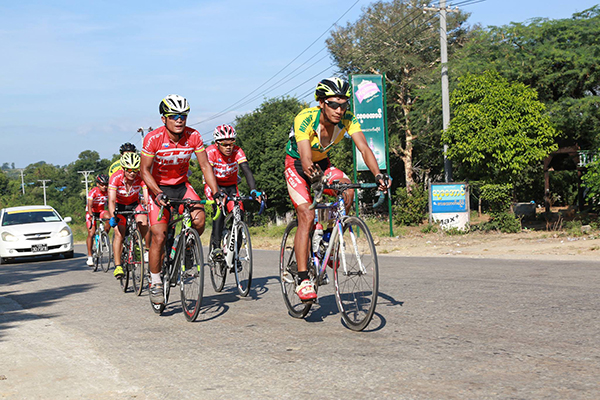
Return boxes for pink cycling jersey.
[87,186,107,213]
[108,170,145,205]
[205,143,248,186]
[141,126,206,186]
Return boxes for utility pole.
[137,127,153,139]
[17,169,25,194]
[38,180,51,205]
[78,170,94,195]
[425,0,458,183]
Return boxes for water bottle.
[170,235,179,260]
[312,222,323,256]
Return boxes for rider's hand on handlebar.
[250,189,265,203]
[375,173,391,192]
[307,163,324,184]
[214,190,227,207]
[109,217,118,228]
[155,192,169,207]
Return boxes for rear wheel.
[234,222,253,297]
[333,216,379,331]
[119,238,130,293]
[130,229,145,296]
[279,221,312,319]
[92,233,100,272]
[99,231,111,273]
[208,238,227,293]
[179,229,204,322]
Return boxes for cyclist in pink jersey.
[140,94,222,305]
[107,152,149,278]
[85,174,110,266]
[204,124,263,262]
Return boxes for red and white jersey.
[205,144,248,186]
[141,126,206,186]
[108,170,145,205]
[87,186,107,213]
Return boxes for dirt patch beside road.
[251,229,600,261]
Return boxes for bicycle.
[114,210,148,296]
[279,180,385,331]
[91,216,112,273]
[208,195,266,297]
[151,198,218,322]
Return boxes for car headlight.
[59,227,71,237]
[1,232,18,242]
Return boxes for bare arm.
[108,189,116,218]
[297,140,317,178]
[196,151,219,195]
[140,155,160,197]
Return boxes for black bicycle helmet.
[96,174,109,185]
[314,77,351,101]
[119,142,137,155]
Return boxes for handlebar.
[221,195,267,216]
[309,180,386,210]
[114,210,148,216]
[157,198,220,221]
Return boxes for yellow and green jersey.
[285,106,362,162]
[107,159,121,177]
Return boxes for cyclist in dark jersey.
[284,77,391,301]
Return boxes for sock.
[151,272,162,285]
[298,271,309,282]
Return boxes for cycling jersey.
[205,143,247,186]
[107,159,122,176]
[141,126,206,186]
[108,169,145,205]
[87,186,107,213]
[285,106,362,162]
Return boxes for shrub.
[392,186,428,226]
[421,223,438,234]
[472,212,521,233]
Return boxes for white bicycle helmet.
[213,124,236,141]
[159,94,190,115]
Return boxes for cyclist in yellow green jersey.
[108,142,137,176]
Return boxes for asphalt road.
[1,244,599,399]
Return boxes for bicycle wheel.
[234,222,253,297]
[92,233,100,272]
[333,216,379,331]
[279,221,312,319]
[208,239,227,293]
[119,238,130,293]
[179,229,204,322]
[99,231,112,273]
[130,229,145,296]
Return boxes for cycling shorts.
[115,202,145,227]
[86,211,109,229]
[204,184,243,213]
[284,155,349,208]
[148,182,202,226]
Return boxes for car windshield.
[2,210,62,226]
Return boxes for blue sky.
[1,0,598,168]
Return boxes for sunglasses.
[218,141,235,148]
[324,100,349,111]
[124,168,139,173]
[166,114,188,121]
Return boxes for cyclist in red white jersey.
[107,152,149,278]
[204,124,263,261]
[284,77,391,301]
[85,174,110,266]
[140,94,222,305]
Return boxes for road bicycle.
[208,195,266,297]
[91,216,111,273]
[151,198,218,322]
[279,180,384,331]
[114,210,148,296]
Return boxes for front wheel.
[208,240,227,293]
[130,229,145,296]
[333,216,379,331]
[99,231,112,273]
[119,238,130,293]
[179,229,204,322]
[279,221,312,319]
[234,222,253,297]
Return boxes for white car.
[0,205,74,264]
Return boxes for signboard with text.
[429,182,470,230]
[351,74,387,171]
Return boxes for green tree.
[454,6,600,151]
[326,0,471,190]
[234,96,307,216]
[443,70,558,184]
